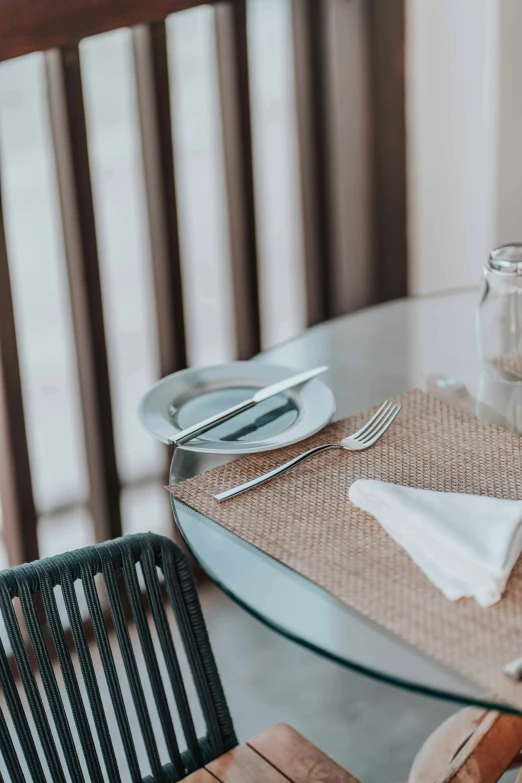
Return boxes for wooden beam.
[366,0,408,302]
[0,0,217,63]
[215,0,262,358]
[0,175,39,566]
[45,46,122,543]
[133,21,187,379]
[291,0,331,325]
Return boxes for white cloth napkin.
[348,480,522,607]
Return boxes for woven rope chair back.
[0,533,237,782]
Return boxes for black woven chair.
[0,533,237,782]
[0,533,359,783]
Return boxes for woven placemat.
[495,353,522,380]
[173,389,522,709]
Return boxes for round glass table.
[170,289,522,714]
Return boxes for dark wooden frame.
[133,21,188,378]
[215,0,262,357]
[0,0,213,62]
[45,46,122,544]
[0,184,40,566]
[0,0,407,564]
[366,0,408,302]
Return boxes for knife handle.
[169,398,257,446]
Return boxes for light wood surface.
[410,709,522,783]
[442,711,522,782]
[181,724,362,783]
[182,770,220,782]
[408,708,489,783]
[248,723,362,783]
[207,744,289,783]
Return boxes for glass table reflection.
[170,289,522,713]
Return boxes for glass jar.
[478,244,522,381]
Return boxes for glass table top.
[170,289,522,714]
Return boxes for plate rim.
[138,361,336,454]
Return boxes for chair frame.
[0,533,237,782]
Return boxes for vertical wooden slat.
[324,0,375,316]
[366,0,408,302]
[133,21,187,378]
[45,45,122,543]
[291,0,332,326]
[0,176,39,566]
[293,0,406,318]
[215,0,261,359]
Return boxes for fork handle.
[214,443,341,501]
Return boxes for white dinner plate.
[138,362,335,454]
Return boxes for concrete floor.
[199,582,459,783]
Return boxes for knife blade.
[169,365,328,446]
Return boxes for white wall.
[406,0,498,295]
[494,0,522,242]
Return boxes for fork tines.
[352,400,401,445]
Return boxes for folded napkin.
[348,480,522,607]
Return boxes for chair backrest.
[0,533,237,782]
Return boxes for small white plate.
[138,362,335,454]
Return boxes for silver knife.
[169,365,328,446]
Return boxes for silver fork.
[214,400,401,501]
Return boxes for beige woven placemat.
[173,389,522,709]
[495,353,522,379]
